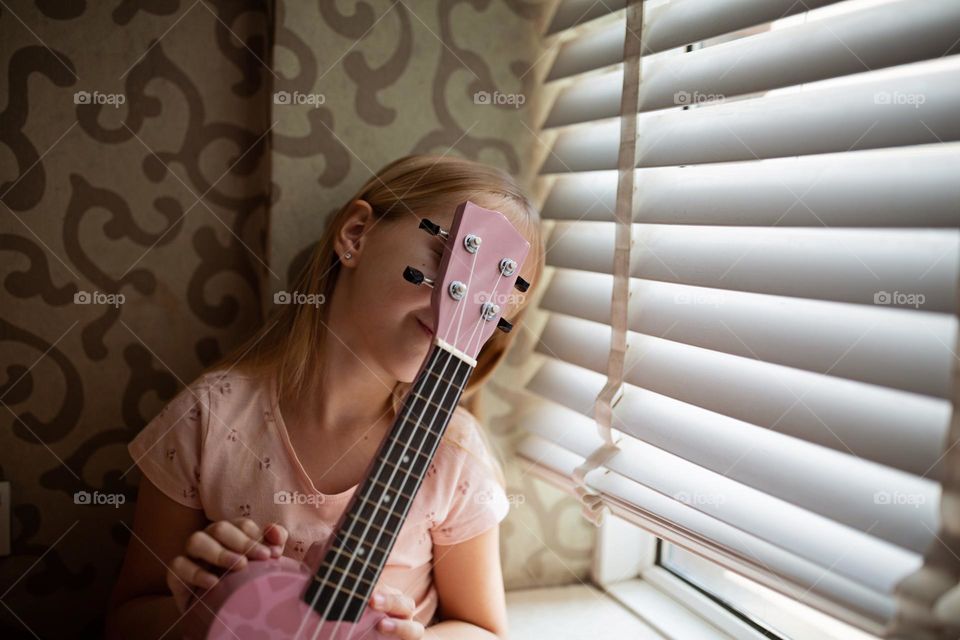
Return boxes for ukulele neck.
[302,339,475,621]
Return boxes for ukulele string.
[451,235,480,353]
[320,348,459,640]
[331,348,460,640]
[322,246,482,640]
[463,268,505,361]
[301,246,484,640]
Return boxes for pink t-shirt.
[127,367,510,627]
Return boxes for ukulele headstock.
[403,200,531,364]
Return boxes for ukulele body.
[182,546,391,640]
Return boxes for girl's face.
[331,199,533,383]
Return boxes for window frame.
[585,506,884,640]
[589,510,770,640]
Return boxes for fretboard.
[301,341,474,621]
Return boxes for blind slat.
[539,144,960,227]
[517,435,897,630]
[545,0,627,36]
[520,400,925,588]
[534,317,952,474]
[546,0,960,126]
[541,269,957,398]
[547,0,844,76]
[546,223,960,315]
[526,368,941,552]
[541,57,960,172]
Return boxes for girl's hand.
[167,518,288,612]
[370,584,424,639]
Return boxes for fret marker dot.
[358,547,365,556]
[402,455,410,463]
[383,494,391,502]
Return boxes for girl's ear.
[334,199,375,267]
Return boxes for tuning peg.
[496,317,513,333]
[514,276,530,292]
[419,218,449,239]
[403,266,434,288]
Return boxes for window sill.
[506,583,663,639]
[505,580,739,640]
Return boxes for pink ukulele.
[182,201,531,639]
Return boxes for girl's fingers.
[371,587,417,618]
[263,522,288,557]
[371,590,416,618]
[377,617,424,639]
[170,554,219,591]
[170,519,281,615]
[185,531,249,571]
[371,588,421,638]
[206,520,271,560]
[231,517,262,540]
[231,517,270,555]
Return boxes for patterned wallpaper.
[0,0,593,637]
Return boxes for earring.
[344,252,352,260]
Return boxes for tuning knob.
[418,218,449,238]
[497,317,513,333]
[514,276,530,292]
[403,266,434,288]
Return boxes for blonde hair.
[204,154,545,487]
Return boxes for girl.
[105,155,545,639]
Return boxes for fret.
[409,391,457,416]
[331,527,393,558]
[302,583,367,623]
[420,367,454,384]
[349,490,407,533]
[304,552,381,620]
[339,506,401,533]
[434,351,473,386]
[373,438,439,480]
[366,475,417,503]
[408,374,463,408]
[311,563,376,590]
[381,442,436,468]
[378,453,427,475]
[352,453,433,521]
[326,538,387,575]
[330,491,417,566]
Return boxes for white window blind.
[521,0,960,638]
